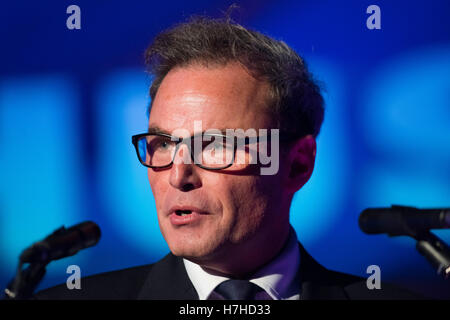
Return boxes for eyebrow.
[147,125,171,135]
[147,125,231,136]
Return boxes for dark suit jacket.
[34,243,423,300]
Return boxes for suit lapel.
[137,253,199,300]
[297,242,349,300]
[137,243,349,300]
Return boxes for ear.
[284,135,316,193]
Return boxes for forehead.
[148,63,274,134]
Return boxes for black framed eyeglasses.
[131,132,271,170]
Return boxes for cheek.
[233,146,257,169]
[226,177,271,227]
[235,176,281,217]
[147,169,169,209]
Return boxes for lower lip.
[169,212,205,226]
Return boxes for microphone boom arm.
[3,221,101,300]
[359,205,450,281]
[4,260,48,300]
[415,231,450,279]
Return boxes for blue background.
[1,0,449,299]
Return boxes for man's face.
[147,63,290,265]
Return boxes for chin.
[167,235,221,261]
[167,235,204,255]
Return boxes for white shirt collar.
[183,226,300,300]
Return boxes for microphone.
[19,221,101,263]
[359,205,450,236]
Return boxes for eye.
[158,141,170,150]
[211,141,224,151]
[148,137,172,153]
[202,139,228,152]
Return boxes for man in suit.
[35,16,421,300]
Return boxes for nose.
[169,143,202,192]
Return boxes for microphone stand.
[366,205,450,281]
[414,231,450,280]
[3,221,101,300]
[4,260,49,300]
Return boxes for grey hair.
[144,16,325,139]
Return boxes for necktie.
[214,279,263,300]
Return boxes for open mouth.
[175,210,192,216]
[169,208,206,226]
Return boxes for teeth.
[176,210,192,216]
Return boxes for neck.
[196,222,291,278]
